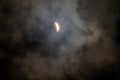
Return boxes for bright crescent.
[54,22,60,32]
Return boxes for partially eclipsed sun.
[54,22,60,32]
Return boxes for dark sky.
[0,0,120,80]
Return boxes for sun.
[54,22,60,32]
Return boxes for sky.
[0,0,120,80]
